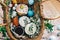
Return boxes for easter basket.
[0,0,44,40]
[0,0,59,40]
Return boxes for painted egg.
[16,4,28,15]
[12,26,24,38]
[25,23,36,35]
[19,16,30,27]
[27,8,34,17]
[12,16,19,27]
[15,27,24,35]
[28,0,34,5]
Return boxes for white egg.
[13,7,16,10]
[15,4,18,7]
[12,11,17,18]
[48,36,57,40]
[0,0,4,3]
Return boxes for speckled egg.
[28,0,34,5]
[27,8,34,17]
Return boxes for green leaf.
[45,23,53,32]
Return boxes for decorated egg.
[12,16,19,27]
[15,27,24,35]
[28,0,34,5]
[12,26,24,38]
[27,8,34,17]
[25,23,36,35]
[19,16,30,27]
[16,4,28,16]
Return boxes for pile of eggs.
[9,0,41,38]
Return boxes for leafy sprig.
[44,19,54,32]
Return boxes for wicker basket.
[0,0,45,40]
[0,0,60,40]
